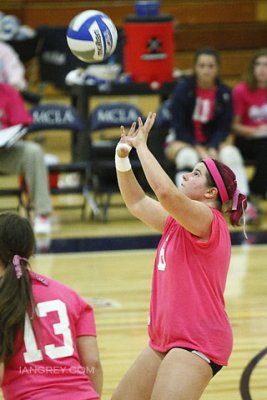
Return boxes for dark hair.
[193,47,221,66]
[203,159,247,226]
[245,48,267,91]
[0,213,36,363]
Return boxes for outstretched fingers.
[119,113,156,150]
[128,121,137,137]
[143,112,156,133]
[120,122,136,138]
[120,125,126,138]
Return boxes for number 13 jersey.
[2,272,99,400]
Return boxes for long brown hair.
[0,213,35,363]
[244,48,267,91]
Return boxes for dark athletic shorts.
[172,347,223,376]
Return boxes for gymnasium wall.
[2,0,267,84]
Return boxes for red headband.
[202,158,229,204]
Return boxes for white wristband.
[116,143,132,153]
[115,154,132,172]
[115,142,132,172]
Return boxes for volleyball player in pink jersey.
[0,213,102,400]
[232,48,267,200]
[112,112,247,400]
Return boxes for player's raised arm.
[115,115,168,233]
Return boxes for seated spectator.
[232,48,267,201]
[165,47,259,224]
[0,40,41,105]
[0,82,52,233]
[0,40,27,90]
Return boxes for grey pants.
[0,141,52,215]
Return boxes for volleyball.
[66,10,118,63]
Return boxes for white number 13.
[23,299,74,363]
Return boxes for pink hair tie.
[202,158,229,204]
[232,189,240,211]
[12,255,28,280]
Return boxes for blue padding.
[28,104,83,132]
[90,103,144,131]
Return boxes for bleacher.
[2,1,266,185]
[2,0,267,86]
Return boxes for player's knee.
[175,147,199,170]
[220,145,244,166]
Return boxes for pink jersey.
[232,81,267,126]
[193,86,216,143]
[0,83,32,129]
[149,209,233,365]
[2,272,99,400]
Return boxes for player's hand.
[119,112,156,149]
[117,121,136,157]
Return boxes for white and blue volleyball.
[66,10,118,63]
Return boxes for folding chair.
[88,102,146,221]
[0,124,32,218]
[36,25,87,92]
[7,34,40,63]
[0,180,30,217]
[0,93,41,218]
[27,103,98,219]
[148,99,175,181]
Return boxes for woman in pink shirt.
[112,113,246,399]
[0,212,103,400]
[232,48,267,200]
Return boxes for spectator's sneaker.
[34,215,51,234]
[245,202,261,225]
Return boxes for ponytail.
[0,259,34,363]
[0,212,35,363]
